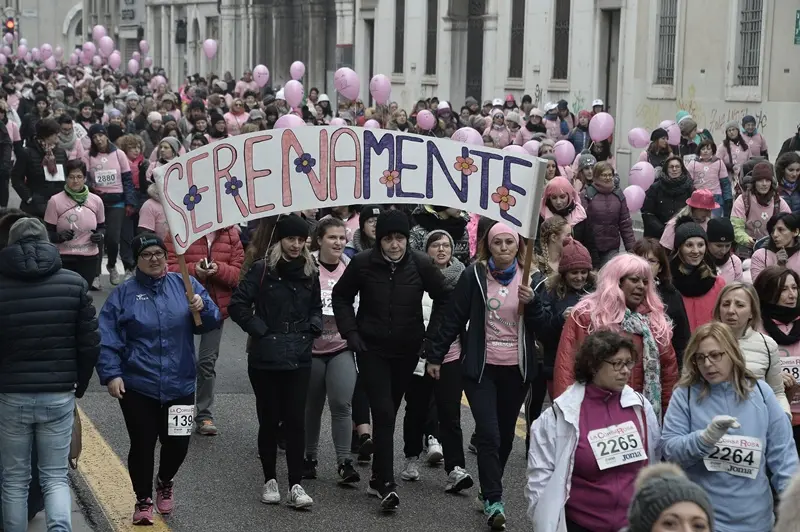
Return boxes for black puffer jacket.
[332,247,448,357]
[11,139,70,218]
[0,237,99,397]
[229,258,323,371]
[641,173,694,239]
[428,262,539,383]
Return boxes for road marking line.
[461,392,528,440]
[76,406,172,531]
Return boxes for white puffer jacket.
[739,327,791,417]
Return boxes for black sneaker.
[367,478,399,511]
[358,433,374,464]
[338,459,360,484]
[350,430,360,454]
[302,457,318,480]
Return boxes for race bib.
[781,357,800,380]
[703,435,762,479]
[167,405,195,436]
[587,421,647,470]
[321,289,334,316]
[44,164,66,182]
[95,169,119,187]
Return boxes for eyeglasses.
[695,351,726,365]
[646,258,660,265]
[603,359,635,371]
[667,165,682,170]
[139,250,166,261]
[364,218,378,227]
[599,172,614,179]
[430,242,452,250]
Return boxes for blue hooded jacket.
[97,269,221,403]
[661,380,798,532]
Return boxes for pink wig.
[540,176,587,224]
[571,253,672,344]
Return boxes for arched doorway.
[62,2,84,53]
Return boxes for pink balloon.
[31,48,40,62]
[82,41,96,56]
[18,38,26,46]
[334,67,360,101]
[623,185,646,212]
[139,40,149,54]
[369,74,391,106]
[91,55,102,68]
[416,110,436,131]
[451,127,483,146]
[0,54,6,66]
[364,119,380,129]
[203,39,217,59]
[108,52,121,70]
[253,64,269,88]
[2,34,11,45]
[523,140,541,156]
[283,80,304,108]
[588,112,615,142]
[329,117,347,126]
[658,119,674,130]
[143,56,153,68]
[25,52,31,62]
[68,53,78,66]
[503,145,529,155]
[44,56,57,70]
[1,46,9,57]
[80,52,92,65]
[99,36,114,56]
[627,127,650,149]
[127,59,139,74]
[274,114,306,129]
[554,140,576,166]
[40,44,53,60]
[17,45,27,59]
[54,46,63,59]
[290,61,305,81]
[629,162,656,191]
[667,123,681,145]
[92,25,107,41]
[131,51,141,61]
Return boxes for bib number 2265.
[168,405,194,436]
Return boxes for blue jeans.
[0,444,45,524]
[711,193,724,218]
[0,392,75,532]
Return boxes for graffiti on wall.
[571,90,586,114]
[708,107,768,133]
[635,102,661,130]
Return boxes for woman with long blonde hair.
[553,253,679,418]
[661,321,798,532]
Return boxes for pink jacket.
[514,128,536,146]
[750,248,800,282]
[483,125,512,149]
[545,118,565,141]
[224,111,250,136]
[743,132,768,158]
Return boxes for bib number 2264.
[168,405,194,436]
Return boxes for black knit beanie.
[275,214,309,240]
[375,209,410,243]
[358,204,383,233]
[132,233,166,260]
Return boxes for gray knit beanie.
[627,464,714,532]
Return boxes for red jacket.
[680,276,726,333]
[553,309,679,415]
[166,227,244,319]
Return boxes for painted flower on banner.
[380,169,400,189]
[491,186,516,211]
[453,156,478,176]
[183,185,202,211]
[294,153,316,174]
[225,176,243,197]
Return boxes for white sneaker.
[260,479,280,504]
[445,466,474,493]
[123,270,134,281]
[287,484,313,509]
[426,436,444,465]
[91,277,101,290]
[400,457,420,481]
[109,267,122,286]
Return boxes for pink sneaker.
[155,479,175,515]
[132,498,154,526]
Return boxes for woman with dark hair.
[753,266,800,452]
[638,128,672,168]
[581,161,635,267]
[750,212,800,281]
[632,237,691,367]
[526,331,661,532]
[731,162,790,259]
[590,139,615,169]
[718,120,752,191]
[687,138,731,217]
[777,152,800,213]
[188,133,209,151]
[44,159,105,284]
[641,155,693,240]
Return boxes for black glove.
[724,200,733,218]
[90,231,104,244]
[57,229,75,242]
[346,332,368,354]
[310,322,322,338]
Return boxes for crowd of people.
[4,59,800,532]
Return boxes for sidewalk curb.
[70,469,115,532]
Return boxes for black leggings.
[119,389,194,500]
[352,371,371,426]
[248,366,311,487]
[61,254,100,286]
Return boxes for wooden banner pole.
[178,255,202,326]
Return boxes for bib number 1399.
[168,405,194,436]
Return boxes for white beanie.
[147,112,162,124]
[275,89,285,100]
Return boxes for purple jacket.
[580,184,636,259]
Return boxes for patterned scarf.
[488,257,518,286]
[621,308,662,421]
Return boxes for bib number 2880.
[168,405,194,436]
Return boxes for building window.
[393,0,405,74]
[425,0,438,75]
[508,0,525,78]
[736,0,763,86]
[655,0,677,85]
[552,0,570,80]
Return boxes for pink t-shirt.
[235,80,259,97]
[717,254,743,284]
[485,269,522,366]
[65,139,85,163]
[138,198,168,240]
[731,193,791,241]
[744,132,768,158]
[344,214,360,242]
[87,149,130,195]
[44,191,105,256]
[314,261,350,354]
[718,141,751,184]
[750,248,800,282]
[224,111,250,136]
[687,157,727,195]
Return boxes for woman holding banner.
[428,222,538,531]
[229,214,322,509]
